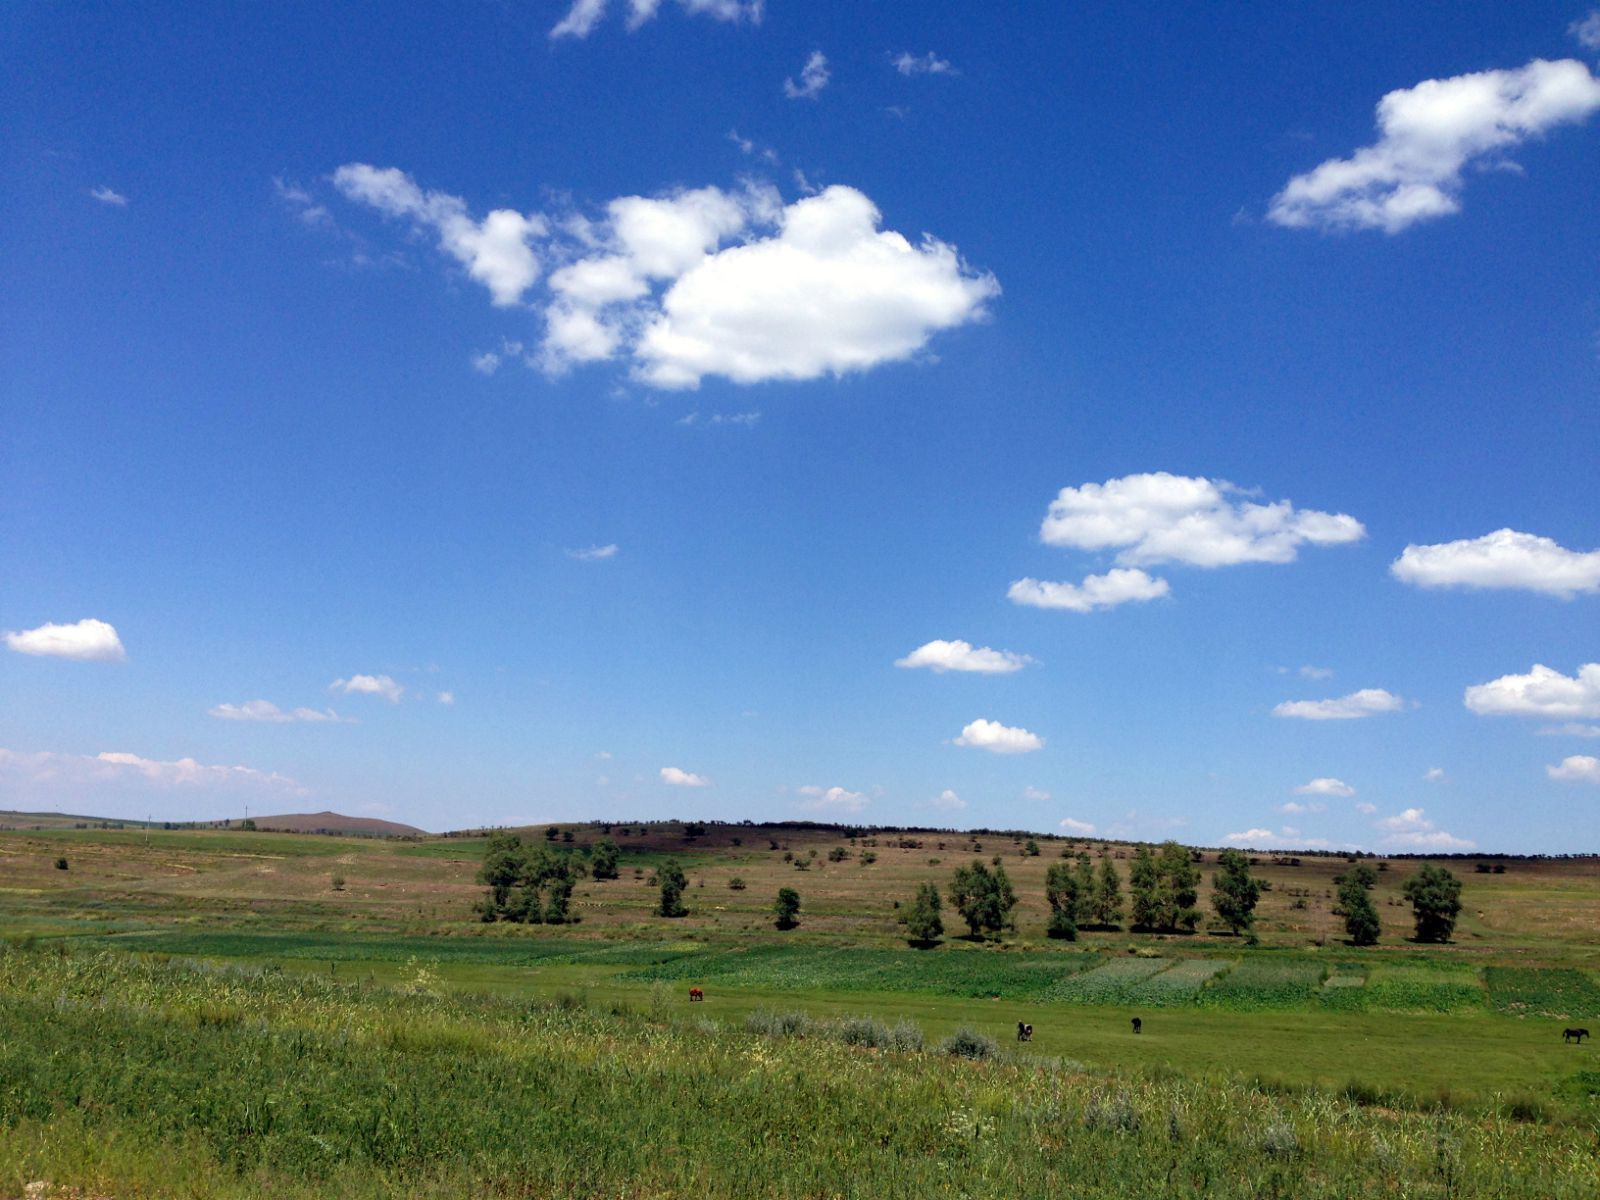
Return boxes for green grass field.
[1,819,1597,1196]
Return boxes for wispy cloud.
[784,51,830,100]
[209,700,350,724]
[892,51,956,77]
[1273,689,1403,721]
[568,543,620,561]
[89,185,128,207]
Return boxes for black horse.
[1131,1016,1142,1035]
[1564,1027,1589,1043]
[1016,1021,1033,1042]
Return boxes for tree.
[1023,838,1041,857]
[1403,863,1462,943]
[1073,853,1097,924]
[905,882,943,946]
[950,860,1018,939]
[774,887,801,930]
[589,837,620,880]
[1092,855,1124,929]
[1335,863,1381,946]
[656,859,689,918]
[477,832,525,918]
[1129,845,1160,930]
[1045,862,1082,940]
[1157,840,1201,932]
[1211,849,1262,937]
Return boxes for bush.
[1083,1088,1141,1133]
[1261,1120,1299,1157]
[940,1027,997,1060]
[744,1009,813,1038]
[54,857,68,871]
[774,887,801,930]
[727,876,747,890]
[331,874,346,891]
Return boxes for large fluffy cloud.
[1006,568,1170,613]
[1391,529,1600,598]
[1273,689,1404,720]
[953,718,1042,754]
[333,169,998,389]
[1464,663,1600,718]
[1038,474,1364,568]
[4,618,126,662]
[895,639,1030,674]
[1269,58,1600,234]
[1547,755,1600,784]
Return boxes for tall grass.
[1,945,1595,1198]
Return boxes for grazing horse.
[1130,1016,1142,1035]
[1564,1027,1589,1043]
[1016,1021,1033,1043]
[688,987,704,1002]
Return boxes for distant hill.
[248,811,428,837]
[0,810,156,831]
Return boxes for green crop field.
[1,819,1597,1197]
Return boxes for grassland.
[1,819,1596,1196]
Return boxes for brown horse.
[688,987,704,1002]
[1563,1027,1589,1043]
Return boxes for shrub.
[54,857,69,871]
[940,1027,997,1060]
[331,874,346,891]
[860,851,877,865]
[727,876,747,891]
[744,1009,813,1037]
[774,887,801,930]
[1261,1120,1299,1157]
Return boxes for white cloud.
[798,784,867,812]
[953,718,1043,754]
[437,691,455,706]
[1425,766,1446,782]
[1575,11,1600,50]
[1294,777,1354,797]
[333,164,546,306]
[1038,473,1363,568]
[273,176,331,227]
[1464,663,1600,719]
[1058,816,1095,835]
[1007,568,1170,613]
[568,543,620,561]
[1539,722,1600,738]
[784,51,830,100]
[1391,529,1600,598]
[677,410,761,428]
[0,746,301,796]
[472,351,502,375]
[1548,754,1600,784]
[1273,689,1403,720]
[1279,800,1327,814]
[1269,58,1600,233]
[1300,665,1334,680]
[1375,807,1474,850]
[209,700,348,724]
[89,185,128,207]
[893,51,955,77]
[5,618,126,663]
[1023,786,1051,803]
[894,638,1031,674]
[1355,801,1377,815]
[552,0,761,38]
[660,766,710,787]
[330,674,404,703]
[1223,828,1277,846]
[334,171,997,391]
[932,788,967,811]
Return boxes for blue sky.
[3,2,1598,851]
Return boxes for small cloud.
[892,51,956,77]
[330,674,403,703]
[1375,806,1474,850]
[1547,754,1600,784]
[1355,801,1377,815]
[1058,816,1095,835]
[1538,723,1600,738]
[89,185,128,207]
[932,788,966,811]
[436,691,455,706]
[953,718,1043,754]
[5,618,126,663]
[472,352,502,375]
[594,750,613,760]
[1273,689,1403,721]
[1424,766,1445,782]
[677,410,761,428]
[568,543,619,561]
[209,700,349,723]
[1294,777,1354,797]
[1465,663,1600,719]
[272,176,331,227]
[895,638,1031,674]
[1299,665,1334,680]
[1572,10,1600,51]
[1391,529,1600,598]
[660,766,709,787]
[1023,786,1051,803]
[727,128,779,164]
[799,784,868,812]
[1223,828,1277,846]
[784,51,830,100]
[1279,801,1327,814]
[1007,569,1169,613]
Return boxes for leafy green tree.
[476,832,525,918]
[774,886,801,930]
[656,859,689,918]
[1157,840,1201,932]
[1335,863,1381,946]
[1129,845,1160,930]
[1403,863,1462,943]
[1045,861,1081,940]
[1023,839,1041,857]
[589,837,620,880]
[1210,849,1262,937]
[905,882,943,945]
[1073,853,1097,924]
[950,860,1018,939]
[510,845,578,924]
[1092,855,1123,928]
